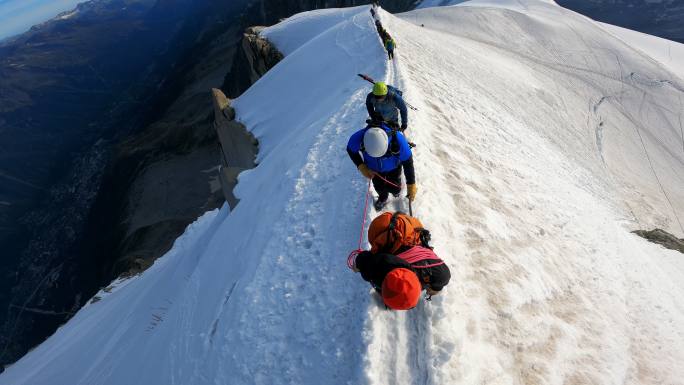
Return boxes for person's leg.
[380,167,402,198]
[372,176,390,203]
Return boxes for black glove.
[400,123,408,131]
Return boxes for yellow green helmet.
[372,82,388,96]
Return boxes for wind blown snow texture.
[2,2,684,384]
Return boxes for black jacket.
[355,250,451,292]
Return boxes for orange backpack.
[368,212,432,254]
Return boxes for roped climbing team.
[345,4,452,311]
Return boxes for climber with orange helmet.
[348,212,451,310]
[351,252,422,310]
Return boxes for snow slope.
[2,2,684,384]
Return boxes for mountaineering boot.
[374,197,388,211]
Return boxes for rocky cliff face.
[212,88,259,207]
[81,13,246,281]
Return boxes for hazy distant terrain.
[0,0,86,40]
[557,0,684,43]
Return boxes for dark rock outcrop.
[212,89,258,207]
[223,27,284,97]
[633,229,684,254]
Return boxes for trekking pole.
[408,199,413,217]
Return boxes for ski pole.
[408,199,413,216]
[357,74,418,111]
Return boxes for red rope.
[372,173,401,189]
[358,179,372,249]
[348,179,372,270]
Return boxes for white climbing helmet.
[363,127,389,157]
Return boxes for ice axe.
[357,73,418,111]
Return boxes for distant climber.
[347,121,416,210]
[375,21,389,41]
[366,81,408,131]
[379,28,390,44]
[385,37,396,60]
[348,212,451,309]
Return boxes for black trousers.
[373,166,402,201]
[387,50,394,59]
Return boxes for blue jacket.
[366,88,408,127]
[346,124,415,184]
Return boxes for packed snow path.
[2,2,684,385]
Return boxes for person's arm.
[402,156,415,185]
[347,147,364,167]
[427,264,451,293]
[347,130,365,167]
[366,93,377,121]
[395,94,408,129]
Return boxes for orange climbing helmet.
[382,268,421,310]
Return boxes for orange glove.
[358,164,376,179]
[407,184,417,201]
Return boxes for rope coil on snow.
[347,249,361,270]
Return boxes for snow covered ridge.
[2,2,684,384]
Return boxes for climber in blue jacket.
[347,122,417,210]
[366,82,408,131]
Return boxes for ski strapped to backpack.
[357,74,418,111]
